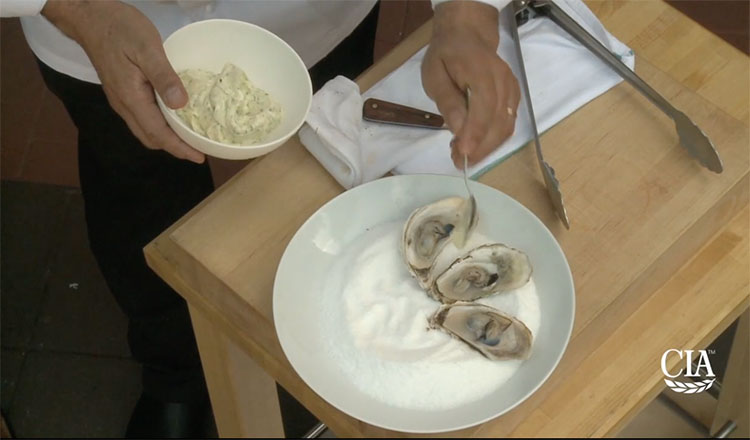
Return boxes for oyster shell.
[430,303,532,360]
[431,243,532,303]
[402,197,477,289]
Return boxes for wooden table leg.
[711,308,749,438]
[1,411,12,438]
[189,305,285,438]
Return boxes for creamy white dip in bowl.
[157,19,312,160]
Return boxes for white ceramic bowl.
[157,19,312,160]
[274,174,576,433]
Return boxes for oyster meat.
[402,197,477,289]
[430,303,532,360]
[431,243,532,303]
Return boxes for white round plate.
[273,174,575,433]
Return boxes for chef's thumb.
[141,47,188,109]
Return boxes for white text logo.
[661,349,715,394]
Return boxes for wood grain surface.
[145,1,749,437]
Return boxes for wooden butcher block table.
[144,1,749,437]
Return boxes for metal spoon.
[452,89,478,249]
[462,153,477,220]
[447,152,478,250]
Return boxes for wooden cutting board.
[145,1,749,437]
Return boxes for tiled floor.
[0,2,746,438]
[1,181,138,438]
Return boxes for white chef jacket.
[0,0,509,85]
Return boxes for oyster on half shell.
[402,196,477,289]
[430,303,532,360]
[431,243,532,303]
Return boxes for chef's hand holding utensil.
[422,0,521,168]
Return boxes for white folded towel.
[299,0,635,189]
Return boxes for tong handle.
[362,98,446,129]
[508,1,571,228]
[537,1,676,119]
[536,0,722,173]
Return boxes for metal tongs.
[508,0,723,228]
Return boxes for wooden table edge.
[143,199,749,438]
[142,8,750,437]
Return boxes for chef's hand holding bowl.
[157,19,313,161]
[41,0,207,163]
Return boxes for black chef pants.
[36,1,379,437]
[39,60,215,404]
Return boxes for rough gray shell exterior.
[430,302,533,361]
[430,243,532,303]
[402,196,475,292]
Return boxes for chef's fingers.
[137,106,205,164]
[452,64,497,162]
[468,60,519,164]
[421,58,467,132]
[450,138,462,168]
[136,42,188,109]
[120,83,205,164]
[119,108,156,149]
[507,68,521,121]
[101,86,158,152]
